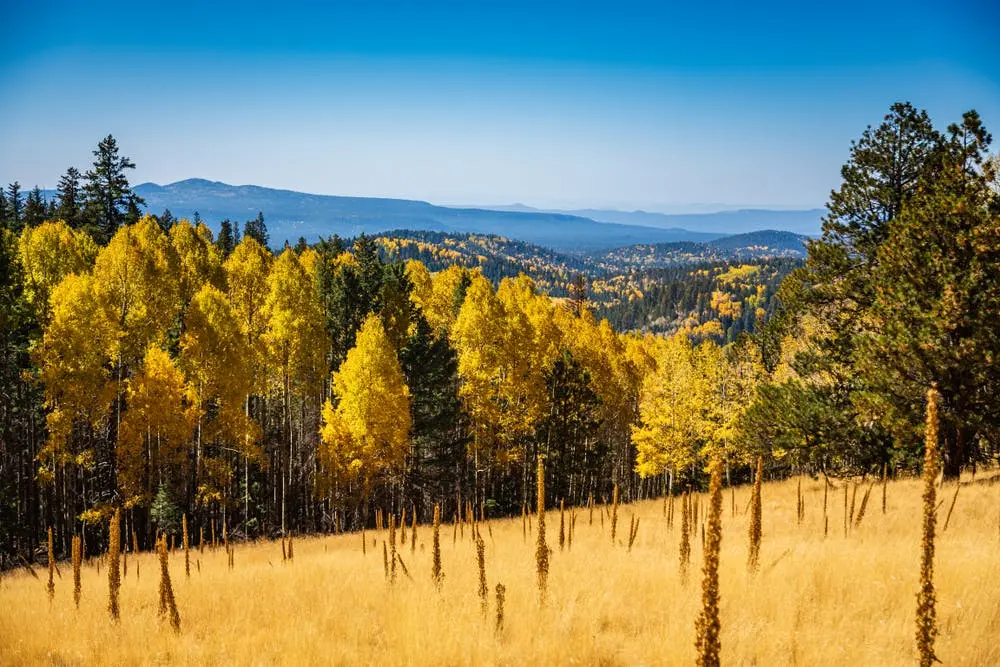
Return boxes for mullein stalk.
[72,535,82,609]
[747,457,762,572]
[47,526,55,602]
[108,508,121,620]
[535,457,549,605]
[916,386,940,667]
[695,459,723,667]
[432,503,443,589]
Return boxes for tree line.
[1,103,998,566]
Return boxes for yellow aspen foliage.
[319,314,411,492]
[451,273,526,465]
[633,333,705,476]
[264,249,327,395]
[92,216,180,366]
[404,259,433,316]
[117,346,196,506]
[297,247,322,285]
[180,285,263,466]
[35,274,116,480]
[17,220,98,320]
[422,264,472,334]
[554,310,643,454]
[170,219,224,308]
[223,236,273,386]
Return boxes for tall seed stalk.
[389,517,397,584]
[476,533,488,616]
[559,499,566,550]
[72,535,82,608]
[182,514,190,578]
[411,508,417,553]
[882,463,888,514]
[535,457,549,605]
[495,583,506,634]
[611,483,619,544]
[158,536,181,633]
[432,503,443,589]
[695,459,723,667]
[47,526,55,602]
[747,457,762,572]
[823,476,829,538]
[680,493,691,582]
[108,508,121,621]
[916,386,940,667]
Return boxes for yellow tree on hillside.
[404,259,432,315]
[497,274,560,429]
[34,274,116,489]
[179,284,262,507]
[92,216,180,368]
[265,248,328,531]
[633,333,707,477]
[223,236,273,390]
[117,346,196,507]
[17,220,98,321]
[451,273,512,467]
[319,314,411,497]
[421,264,472,334]
[170,219,223,312]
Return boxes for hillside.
[131,179,723,253]
[588,230,808,271]
[374,230,801,339]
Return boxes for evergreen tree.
[400,315,468,518]
[216,219,236,258]
[861,111,997,477]
[0,189,8,229]
[243,211,268,247]
[157,208,176,233]
[150,482,182,535]
[23,186,47,228]
[82,135,144,244]
[294,236,309,253]
[56,167,84,228]
[5,183,22,232]
[539,350,602,504]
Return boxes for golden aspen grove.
[2,95,1000,664]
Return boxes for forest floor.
[2,470,999,666]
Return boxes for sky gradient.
[2,0,998,211]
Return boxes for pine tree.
[56,167,84,229]
[157,208,176,233]
[242,211,268,248]
[401,315,467,514]
[82,135,144,244]
[216,219,235,258]
[23,187,47,228]
[5,183,22,232]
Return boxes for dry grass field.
[2,472,999,666]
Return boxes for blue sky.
[1,0,998,211]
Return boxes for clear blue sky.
[1,0,998,211]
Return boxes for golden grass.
[2,471,1000,666]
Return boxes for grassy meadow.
[2,471,999,666]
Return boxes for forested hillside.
[371,229,802,340]
[1,103,998,573]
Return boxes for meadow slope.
[2,472,999,666]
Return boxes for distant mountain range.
[127,179,821,253]
[482,204,825,236]
[132,179,719,253]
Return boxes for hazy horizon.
[2,1,998,211]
